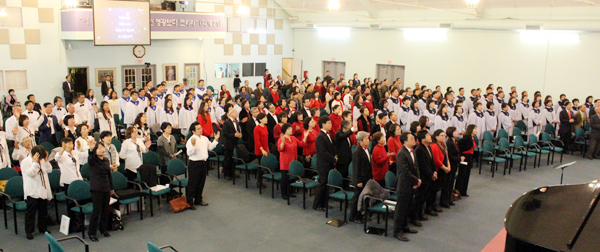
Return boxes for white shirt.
[97,112,117,137]
[16,126,37,146]
[125,100,145,126]
[4,115,19,141]
[186,134,219,161]
[119,138,147,172]
[55,150,84,186]
[405,146,415,163]
[74,102,91,125]
[0,132,10,168]
[62,113,82,127]
[118,97,131,120]
[52,106,67,120]
[24,109,41,129]
[21,157,52,200]
[75,136,93,165]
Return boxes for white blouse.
[119,138,147,172]
[97,112,117,137]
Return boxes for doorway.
[121,64,157,90]
[322,61,346,82]
[376,64,405,89]
[67,67,89,100]
[282,58,302,82]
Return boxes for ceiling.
[280,0,597,13]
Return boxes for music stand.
[553,161,577,184]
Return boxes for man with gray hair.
[349,131,372,224]
[245,107,260,152]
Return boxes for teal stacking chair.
[527,134,551,167]
[40,142,55,153]
[497,138,521,175]
[479,141,507,178]
[325,169,354,222]
[310,154,319,181]
[384,171,397,201]
[512,135,537,171]
[148,242,178,252]
[473,135,481,166]
[544,123,557,139]
[166,159,188,195]
[143,151,161,168]
[483,131,495,143]
[48,170,67,221]
[515,120,527,132]
[80,164,90,181]
[258,154,281,198]
[46,231,89,252]
[0,167,19,181]
[2,176,26,234]
[540,132,563,164]
[573,128,588,157]
[344,162,353,186]
[65,180,93,238]
[497,129,509,141]
[363,195,395,237]
[136,171,171,217]
[513,127,523,141]
[208,142,224,179]
[112,172,143,220]
[233,149,260,188]
[111,138,122,152]
[289,160,319,209]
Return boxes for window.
[141,67,153,86]
[4,70,27,90]
[242,63,254,77]
[254,63,266,76]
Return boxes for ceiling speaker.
[526,24,542,30]
[306,23,316,28]
[370,24,381,29]
[439,23,453,29]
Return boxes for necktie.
[568,111,572,120]
[68,153,80,177]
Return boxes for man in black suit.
[301,98,312,120]
[351,73,360,87]
[393,132,420,242]
[411,130,437,223]
[245,108,259,153]
[371,114,387,137]
[589,99,600,117]
[266,103,278,146]
[27,94,42,114]
[220,109,242,181]
[587,107,600,159]
[312,116,337,212]
[335,121,354,184]
[62,75,74,104]
[38,103,61,146]
[559,101,574,153]
[348,131,372,223]
[101,75,115,97]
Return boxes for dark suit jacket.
[220,118,240,150]
[316,131,336,174]
[395,147,419,193]
[301,107,311,120]
[590,113,600,139]
[559,110,573,134]
[62,81,73,99]
[266,113,277,145]
[33,103,42,114]
[351,147,372,187]
[101,81,115,96]
[352,79,361,87]
[590,107,597,117]
[415,144,435,180]
[335,129,353,165]
[246,119,257,151]
[457,135,475,153]
[446,138,461,170]
[38,114,60,144]
[371,124,383,137]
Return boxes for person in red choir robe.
[310,107,321,132]
[275,99,289,115]
[273,112,288,144]
[387,124,403,174]
[329,105,343,138]
[302,117,318,164]
[291,112,305,139]
[278,123,308,199]
[254,113,270,188]
[364,93,375,116]
[371,132,390,187]
[197,102,214,137]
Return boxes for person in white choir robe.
[75,124,95,165]
[178,96,196,136]
[196,80,207,98]
[468,102,486,142]
[418,92,430,114]
[498,103,514,136]
[103,88,112,102]
[409,100,422,125]
[233,96,243,119]
[399,99,411,132]
[493,92,504,115]
[434,103,450,132]
[352,95,365,122]
[387,88,401,122]
[451,105,467,136]
[464,90,478,116]
[190,92,201,113]
[23,101,41,130]
[52,97,67,121]
[85,89,98,129]
[214,97,227,126]
[519,95,531,121]
[528,101,542,135]
[138,88,149,109]
[145,97,160,128]
[97,101,117,138]
[571,99,581,115]
[541,100,558,130]
[484,101,497,135]
[445,93,456,119]
[160,99,180,133]
[171,84,184,109]
[508,98,521,128]
[124,91,145,126]
[424,100,437,131]
[118,88,131,120]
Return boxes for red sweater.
[197,114,213,137]
[372,144,389,181]
[275,106,288,115]
[278,136,306,170]
[462,139,476,155]
[364,100,374,115]
[303,128,318,156]
[270,91,279,105]
[312,116,321,131]
[330,113,342,136]
[273,124,283,143]
[387,136,402,164]
[430,143,446,171]
[220,90,232,99]
[253,125,269,156]
[292,122,304,139]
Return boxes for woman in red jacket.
[386,124,402,174]
[197,102,214,137]
[291,112,305,139]
[371,132,389,187]
[363,93,375,116]
[430,129,452,207]
[302,117,318,164]
[278,123,308,199]
[329,105,342,136]
[273,112,288,144]
[254,113,270,188]
[275,99,288,115]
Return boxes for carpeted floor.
[1,153,598,252]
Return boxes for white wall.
[293,29,600,100]
[66,39,204,96]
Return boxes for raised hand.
[12,126,18,135]
[214,131,220,140]
[191,137,197,146]
[32,152,40,163]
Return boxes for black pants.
[440,164,457,206]
[159,165,170,185]
[280,170,290,198]
[124,169,137,182]
[336,163,349,189]
[393,190,414,234]
[25,198,48,234]
[88,191,110,236]
[411,179,431,220]
[187,160,208,205]
[222,148,234,178]
[587,138,600,158]
[256,156,264,186]
[63,183,75,218]
[349,186,364,221]
[455,154,473,196]
[560,130,572,152]
[427,171,444,209]
[312,167,331,209]
[389,162,397,175]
